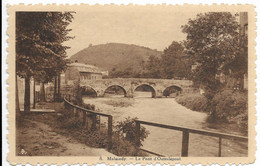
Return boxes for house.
[65,62,108,84]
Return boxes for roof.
[68,62,102,73]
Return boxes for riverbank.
[175,89,248,135]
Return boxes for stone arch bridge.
[79,78,193,98]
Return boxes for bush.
[84,130,108,148]
[115,117,150,147]
[212,90,248,129]
[56,109,82,130]
[110,133,139,156]
[176,92,208,112]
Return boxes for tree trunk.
[57,74,61,101]
[53,76,57,101]
[33,79,36,108]
[16,74,20,118]
[24,76,31,113]
[39,82,46,102]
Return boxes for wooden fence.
[135,120,248,157]
[64,95,113,150]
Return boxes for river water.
[83,92,247,157]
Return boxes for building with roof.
[65,62,108,85]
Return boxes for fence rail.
[135,120,248,157]
[63,95,113,150]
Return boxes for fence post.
[98,115,101,130]
[82,111,86,127]
[218,137,222,157]
[86,112,89,130]
[74,108,77,117]
[91,114,97,130]
[181,130,189,157]
[107,115,113,150]
[135,120,141,147]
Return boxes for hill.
[69,43,162,73]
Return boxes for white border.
[2,1,259,166]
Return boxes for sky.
[64,6,198,57]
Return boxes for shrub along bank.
[176,89,248,133]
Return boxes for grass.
[176,92,207,112]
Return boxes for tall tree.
[181,12,242,120]
[144,55,162,78]
[161,41,190,79]
[16,12,74,112]
[182,12,241,96]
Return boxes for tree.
[181,12,242,119]
[16,12,74,112]
[161,41,190,79]
[144,55,162,78]
[182,12,241,95]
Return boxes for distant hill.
[69,43,162,73]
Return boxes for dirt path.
[16,118,115,156]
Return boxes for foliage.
[16,12,74,111]
[176,91,208,112]
[108,41,190,79]
[115,117,150,147]
[144,55,162,78]
[181,12,248,132]
[175,90,248,132]
[56,109,82,130]
[160,41,190,79]
[16,12,74,80]
[182,12,241,95]
[84,130,108,148]
[212,90,247,123]
[110,133,143,156]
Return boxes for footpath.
[16,102,115,156]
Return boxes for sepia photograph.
[5,4,256,165]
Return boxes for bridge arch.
[81,86,98,97]
[104,85,127,97]
[163,85,182,97]
[134,84,156,98]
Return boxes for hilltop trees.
[109,41,190,79]
[16,12,74,112]
[142,41,190,79]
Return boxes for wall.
[65,66,80,84]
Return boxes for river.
[82,92,247,157]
